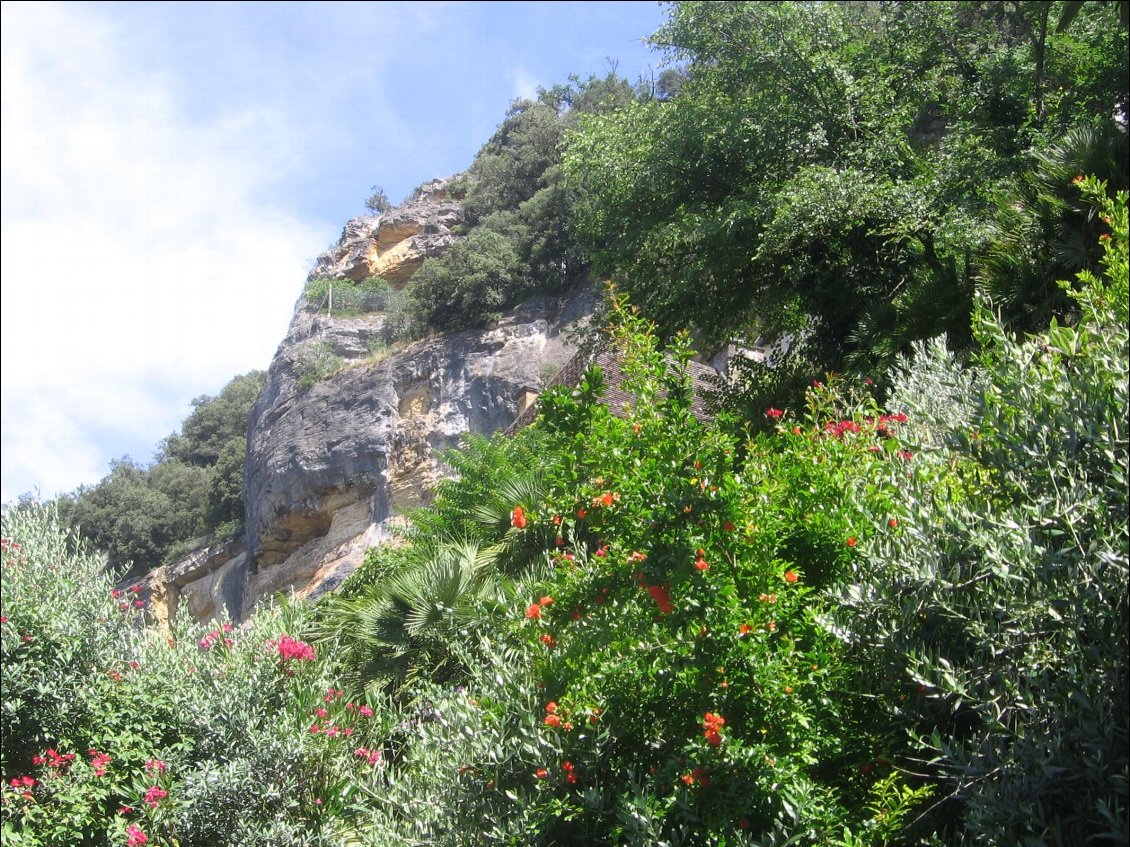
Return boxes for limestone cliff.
[141,179,593,625]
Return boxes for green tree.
[564,0,1127,384]
[364,184,392,214]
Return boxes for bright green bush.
[340,298,930,845]
[292,341,344,389]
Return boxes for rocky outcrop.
[124,538,246,632]
[223,288,592,620]
[312,177,463,287]
[136,174,593,625]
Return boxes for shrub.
[1,506,393,847]
[339,297,930,844]
[834,183,1129,844]
[292,341,344,389]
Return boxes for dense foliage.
[4,3,1128,844]
[1,507,393,847]
[406,72,638,331]
[564,0,1127,386]
[3,192,1126,842]
[54,371,263,574]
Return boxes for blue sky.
[0,0,671,503]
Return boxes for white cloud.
[511,66,540,102]
[1,3,327,502]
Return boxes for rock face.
[138,175,593,625]
[224,289,592,620]
[311,177,464,287]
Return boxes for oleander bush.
[0,507,393,847]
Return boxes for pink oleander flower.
[126,824,149,846]
[143,785,167,808]
[276,634,316,663]
[88,749,111,777]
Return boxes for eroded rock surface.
[312,177,463,287]
[230,288,592,620]
[140,175,593,625]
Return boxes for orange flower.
[535,768,548,779]
[525,604,541,620]
[693,548,709,571]
[511,506,528,529]
[784,570,798,583]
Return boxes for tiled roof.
[503,346,717,437]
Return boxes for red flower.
[525,604,542,620]
[846,537,857,547]
[765,408,784,419]
[143,785,168,808]
[544,714,561,728]
[575,508,587,520]
[784,570,799,583]
[539,633,557,649]
[562,760,574,772]
[703,711,726,745]
[693,549,709,571]
[511,506,527,529]
[545,701,558,714]
[723,521,735,532]
[88,749,111,777]
[535,768,548,779]
[739,623,752,636]
[888,518,898,528]
[647,584,674,614]
[276,635,316,663]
